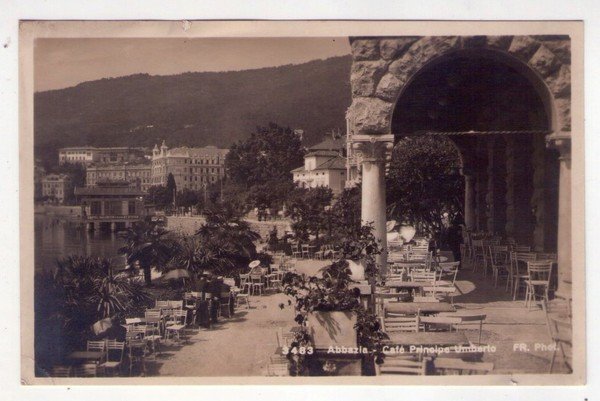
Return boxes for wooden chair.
[276,327,295,349]
[169,300,183,310]
[454,314,486,345]
[51,365,72,377]
[525,260,553,309]
[548,316,572,373]
[73,363,98,377]
[143,320,162,357]
[301,244,312,259]
[537,252,558,262]
[490,245,510,288]
[127,338,147,376]
[266,355,290,376]
[314,245,326,260]
[376,356,430,375]
[509,252,537,300]
[155,300,170,309]
[437,261,460,286]
[410,271,437,284]
[382,309,420,333]
[291,243,302,259]
[218,295,232,318]
[165,309,187,343]
[98,340,125,376]
[87,340,106,354]
[233,288,251,310]
[471,239,485,272]
[433,358,494,375]
[239,273,252,294]
[250,274,265,296]
[514,245,532,252]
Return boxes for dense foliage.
[386,135,463,236]
[35,256,152,368]
[119,218,177,285]
[193,202,261,276]
[225,123,305,215]
[284,186,333,242]
[281,225,387,375]
[34,56,351,167]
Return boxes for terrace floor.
[154,258,566,377]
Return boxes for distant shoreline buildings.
[58,146,148,166]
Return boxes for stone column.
[547,133,571,294]
[463,173,476,231]
[352,134,394,276]
[505,137,516,238]
[486,138,496,234]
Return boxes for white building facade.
[151,141,228,191]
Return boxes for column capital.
[546,132,571,161]
[351,134,395,162]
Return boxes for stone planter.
[307,311,358,350]
[305,311,362,376]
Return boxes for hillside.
[34,55,352,166]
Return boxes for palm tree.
[194,203,261,275]
[49,256,151,349]
[119,218,175,286]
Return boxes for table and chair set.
[462,231,572,373]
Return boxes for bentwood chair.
[525,260,553,309]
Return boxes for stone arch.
[347,35,571,137]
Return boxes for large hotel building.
[151,141,228,191]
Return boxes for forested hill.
[34,55,352,165]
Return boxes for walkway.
[154,258,561,376]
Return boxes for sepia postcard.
[19,20,585,385]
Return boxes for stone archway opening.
[389,51,560,250]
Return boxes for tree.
[225,123,305,213]
[37,256,151,357]
[146,185,172,210]
[193,202,262,276]
[175,188,200,211]
[166,173,177,206]
[119,218,176,285]
[329,185,362,243]
[386,135,463,236]
[50,162,86,205]
[284,186,333,241]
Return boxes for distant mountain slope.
[34,55,352,165]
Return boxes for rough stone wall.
[347,35,571,136]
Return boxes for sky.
[34,37,351,92]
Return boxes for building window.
[90,201,101,215]
[128,201,136,215]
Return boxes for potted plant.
[281,225,387,376]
